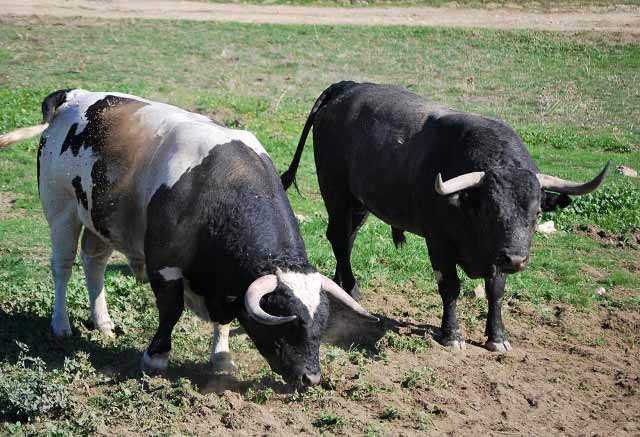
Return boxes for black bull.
[281,81,609,352]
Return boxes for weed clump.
[0,342,71,422]
[313,412,345,431]
[548,182,640,234]
[376,331,431,353]
[246,387,275,405]
[379,406,400,421]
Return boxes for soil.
[0,192,24,220]
[574,224,640,250]
[0,0,638,34]
[136,287,640,436]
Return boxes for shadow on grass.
[0,308,267,395]
[0,308,141,380]
[322,301,441,353]
[171,360,259,395]
[0,302,438,395]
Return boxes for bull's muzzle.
[301,371,321,386]
[497,253,529,273]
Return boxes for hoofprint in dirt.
[0,0,638,34]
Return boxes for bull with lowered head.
[281,81,609,352]
[0,88,377,387]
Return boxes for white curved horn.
[537,161,611,195]
[244,275,297,325]
[435,171,485,195]
[321,276,379,323]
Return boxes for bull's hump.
[60,90,148,133]
[60,89,213,135]
[142,120,270,210]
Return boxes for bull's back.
[312,83,447,233]
[39,89,248,256]
[40,91,155,248]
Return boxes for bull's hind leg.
[47,207,82,337]
[210,322,237,372]
[80,229,115,337]
[127,256,147,283]
[324,190,369,300]
[484,273,511,352]
[391,227,406,248]
[142,267,184,374]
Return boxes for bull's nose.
[302,371,321,386]
[497,254,529,272]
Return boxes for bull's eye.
[536,208,542,217]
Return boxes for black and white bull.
[0,88,377,386]
[281,81,609,352]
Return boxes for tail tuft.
[281,168,300,193]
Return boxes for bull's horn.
[244,275,297,325]
[321,276,379,323]
[537,161,610,195]
[435,171,485,195]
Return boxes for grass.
[0,16,639,435]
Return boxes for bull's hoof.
[99,327,116,339]
[141,351,169,376]
[438,330,466,350]
[211,352,237,373]
[443,338,467,351]
[485,339,512,352]
[51,317,72,337]
[349,284,362,301]
[93,319,116,338]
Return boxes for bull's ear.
[447,193,461,208]
[541,191,572,212]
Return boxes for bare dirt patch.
[574,224,640,249]
[0,0,638,34]
[0,192,27,220]
[138,289,640,436]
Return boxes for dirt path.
[0,0,638,33]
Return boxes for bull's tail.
[0,123,49,148]
[0,88,71,149]
[281,81,355,192]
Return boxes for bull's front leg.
[435,265,466,350]
[426,239,465,350]
[484,273,511,352]
[210,323,237,372]
[142,268,184,375]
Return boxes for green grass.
[0,17,639,435]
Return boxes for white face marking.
[277,269,322,318]
[158,266,182,281]
[434,270,443,284]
